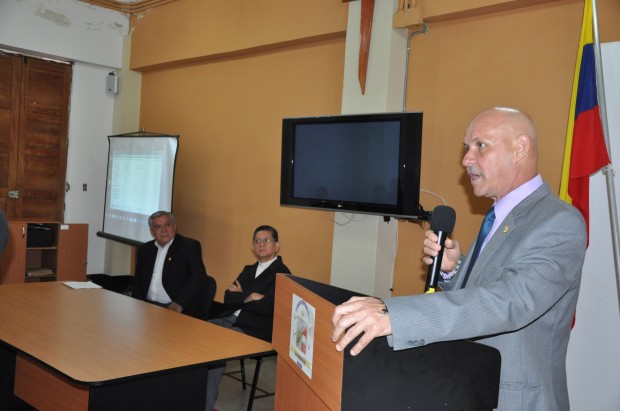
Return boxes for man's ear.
[514,134,530,162]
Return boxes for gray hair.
[148,211,175,229]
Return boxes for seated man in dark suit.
[205,225,292,411]
[131,210,213,320]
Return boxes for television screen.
[280,112,423,219]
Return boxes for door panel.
[23,64,69,116]
[0,53,71,220]
[0,54,21,216]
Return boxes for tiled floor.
[214,356,276,411]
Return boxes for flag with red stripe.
[559,0,610,244]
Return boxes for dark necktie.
[461,206,496,288]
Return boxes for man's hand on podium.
[331,296,392,356]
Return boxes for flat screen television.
[280,112,424,219]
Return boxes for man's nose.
[462,150,473,167]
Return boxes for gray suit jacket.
[385,182,586,411]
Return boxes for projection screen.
[98,133,179,245]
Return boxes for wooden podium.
[272,275,501,411]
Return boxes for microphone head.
[430,205,456,233]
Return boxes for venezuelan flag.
[559,0,610,243]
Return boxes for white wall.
[64,62,117,274]
[104,34,143,276]
[0,0,126,67]
[0,0,130,274]
[566,41,620,411]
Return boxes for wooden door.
[0,52,72,221]
[16,57,71,220]
[0,54,21,216]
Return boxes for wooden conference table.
[0,282,273,411]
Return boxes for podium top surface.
[289,275,366,306]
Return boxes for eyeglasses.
[254,238,275,245]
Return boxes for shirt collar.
[154,236,175,251]
[494,174,543,226]
[257,256,277,269]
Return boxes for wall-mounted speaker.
[107,72,119,94]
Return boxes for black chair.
[207,300,227,319]
[248,353,277,411]
[207,302,275,411]
[202,275,217,320]
[231,352,277,411]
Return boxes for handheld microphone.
[425,205,456,293]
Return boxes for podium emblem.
[289,294,316,378]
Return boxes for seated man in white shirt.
[131,211,213,320]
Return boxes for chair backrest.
[202,275,217,320]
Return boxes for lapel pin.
[503,226,509,233]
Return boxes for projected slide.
[101,134,178,244]
[110,154,163,214]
